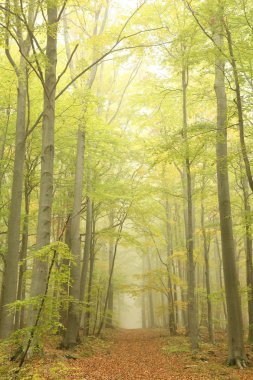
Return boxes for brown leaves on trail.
[66,329,176,380]
[63,329,253,380]
[8,329,253,379]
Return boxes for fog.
[118,293,142,329]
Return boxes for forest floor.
[2,329,253,379]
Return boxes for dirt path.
[60,329,252,380]
[68,329,173,380]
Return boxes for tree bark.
[84,221,95,336]
[146,253,155,328]
[79,195,93,314]
[30,3,58,320]
[182,68,198,349]
[106,212,115,328]
[214,20,246,366]
[201,201,214,343]
[0,2,37,339]
[224,23,253,193]
[62,128,85,347]
[241,176,253,343]
[0,71,27,338]
[165,200,177,335]
[15,177,30,331]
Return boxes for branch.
[0,22,45,85]
[55,44,79,89]
[116,1,147,43]
[57,0,68,22]
[108,58,142,124]
[16,215,70,371]
[182,0,230,62]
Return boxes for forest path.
[66,329,178,380]
[61,329,252,380]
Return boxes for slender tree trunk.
[174,203,187,327]
[165,200,177,335]
[79,195,93,313]
[59,215,71,334]
[62,129,85,347]
[214,21,246,366]
[0,0,37,338]
[201,201,214,343]
[15,180,30,330]
[146,253,155,328]
[30,3,58,321]
[182,68,198,349]
[142,293,147,329]
[106,212,115,328]
[84,232,95,336]
[0,105,10,195]
[215,235,227,323]
[241,176,253,343]
[224,23,253,193]
[97,215,126,336]
[0,72,27,338]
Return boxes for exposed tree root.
[227,357,248,369]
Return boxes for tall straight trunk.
[141,293,147,329]
[0,105,10,195]
[61,10,90,347]
[30,4,57,310]
[174,203,187,327]
[62,129,85,347]
[146,253,155,328]
[79,195,93,310]
[141,255,147,329]
[0,1,36,339]
[201,202,214,343]
[106,212,115,328]
[165,200,176,335]
[84,231,95,336]
[225,27,253,337]
[224,23,253,193]
[215,235,227,322]
[214,21,246,366]
[241,176,253,343]
[15,180,30,330]
[0,70,27,338]
[182,68,198,349]
[97,215,126,336]
[59,214,71,334]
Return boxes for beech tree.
[0,0,253,373]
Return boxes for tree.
[213,7,246,367]
[0,0,36,338]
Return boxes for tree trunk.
[224,23,253,193]
[79,195,93,315]
[0,72,27,338]
[59,215,71,334]
[30,3,57,320]
[97,215,126,336]
[142,293,147,329]
[15,179,30,330]
[182,68,198,349]
[201,201,214,343]
[0,0,37,339]
[215,235,227,324]
[146,253,155,328]
[165,200,177,335]
[84,228,95,336]
[214,22,246,366]
[106,212,115,328]
[241,176,253,343]
[62,129,85,347]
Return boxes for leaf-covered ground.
[2,329,253,379]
